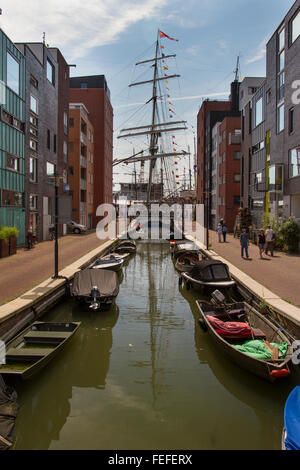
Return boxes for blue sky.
[0,0,295,190]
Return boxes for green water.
[12,242,298,450]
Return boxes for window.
[289,108,294,134]
[29,139,37,151]
[30,127,38,137]
[290,9,300,44]
[80,82,88,88]
[278,50,285,72]
[47,59,55,84]
[256,172,262,184]
[266,89,271,104]
[69,118,74,127]
[47,130,50,149]
[278,72,285,100]
[255,97,263,127]
[234,151,241,160]
[47,162,55,184]
[6,154,19,171]
[30,95,38,114]
[30,74,38,88]
[29,157,37,182]
[277,103,284,132]
[53,134,57,153]
[289,147,300,178]
[278,27,285,51]
[64,112,68,127]
[234,174,241,183]
[233,196,240,206]
[252,140,265,153]
[269,165,283,190]
[63,141,68,163]
[30,114,38,126]
[29,195,38,210]
[6,52,20,95]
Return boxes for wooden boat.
[114,240,136,254]
[0,375,18,449]
[196,300,292,382]
[0,322,80,380]
[282,386,300,450]
[72,268,119,311]
[180,260,235,290]
[175,252,200,273]
[91,254,124,272]
[109,251,131,261]
[173,241,199,260]
[170,239,187,252]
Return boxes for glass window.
[30,95,38,114]
[80,82,88,88]
[277,104,285,132]
[289,148,300,178]
[234,174,241,183]
[47,59,55,84]
[7,52,20,94]
[291,10,300,44]
[29,157,37,182]
[289,108,294,134]
[47,162,55,184]
[278,27,285,51]
[30,139,37,151]
[69,118,74,127]
[256,172,262,183]
[255,97,263,127]
[279,50,285,72]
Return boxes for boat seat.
[215,327,266,339]
[6,347,54,362]
[23,330,72,345]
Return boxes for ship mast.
[116,30,189,203]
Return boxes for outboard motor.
[89,285,100,310]
[211,289,226,305]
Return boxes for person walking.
[222,222,228,243]
[265,225,275,256]
[257,229,266,259]
[240,228,249,259]
[217,223,223,242]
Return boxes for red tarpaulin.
[206,315,252,336]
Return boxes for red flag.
[159,30,179,42]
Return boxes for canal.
[13,241,297,450]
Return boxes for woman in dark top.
[257,229,266,259]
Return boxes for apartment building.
[68,103,94,228]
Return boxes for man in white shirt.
[265,225,275,256]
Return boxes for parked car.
[67,221,87,234]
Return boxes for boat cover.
[189,260,231,282]
[0,375,18,450]
[233,339,288,360]
[284,386,300,450]
[72,269,119,297]
[206,315,252,336]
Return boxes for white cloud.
[0,0,168,61]
[246,37,268,64]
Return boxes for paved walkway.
[0,232,106,306]
[207,230,300,307]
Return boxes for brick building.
[68,103,94,228]
[69,75,113,226]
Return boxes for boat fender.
[198,318,208,332]
[269,369,290,379]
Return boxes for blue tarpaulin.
[284,386,300,450]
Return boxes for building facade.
[70,75,113,226]
[0,30,26,245]
[15,42,69,241]
[68,103,94,228]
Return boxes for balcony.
[80,132,87,145]
[80,179,86,190]
[229,132,241,145]
[80,155,87,168]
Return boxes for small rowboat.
[109,251,131,261]
[114,240,136,254]
[175,252,200,273]
[282,386,300,450]
[196,300,292,382]
[91,255,124,272]
[0,322,80,380]
[173,241,199,260]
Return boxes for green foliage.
[278,217,300,253]
[0,226,19,239]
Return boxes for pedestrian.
[217,223,223,242]
[257,229,266,259]
[265,225,275,256]
[240,228,249,259]
[222,222,228,243]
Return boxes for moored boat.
[282,386,300,450]
[91,254,124,272]
[173,241,199,260]
[0,375,18,448]
[175,252,200,272]
[196,298,292,382]
[180,260,235,290]
[114,240,136,254]
[0,322,80,380]
[72,268,119,311]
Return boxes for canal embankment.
[0,233,117,341]
[186,228,300,339]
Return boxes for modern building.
[0,29,26,245]
[14,42,70,241]
[70,75,113,226]
[265,0,300,223]
[196,81,241,228]
[68,103,94,228]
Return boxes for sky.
[0,0,296,192]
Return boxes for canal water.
[13,242,297,450]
